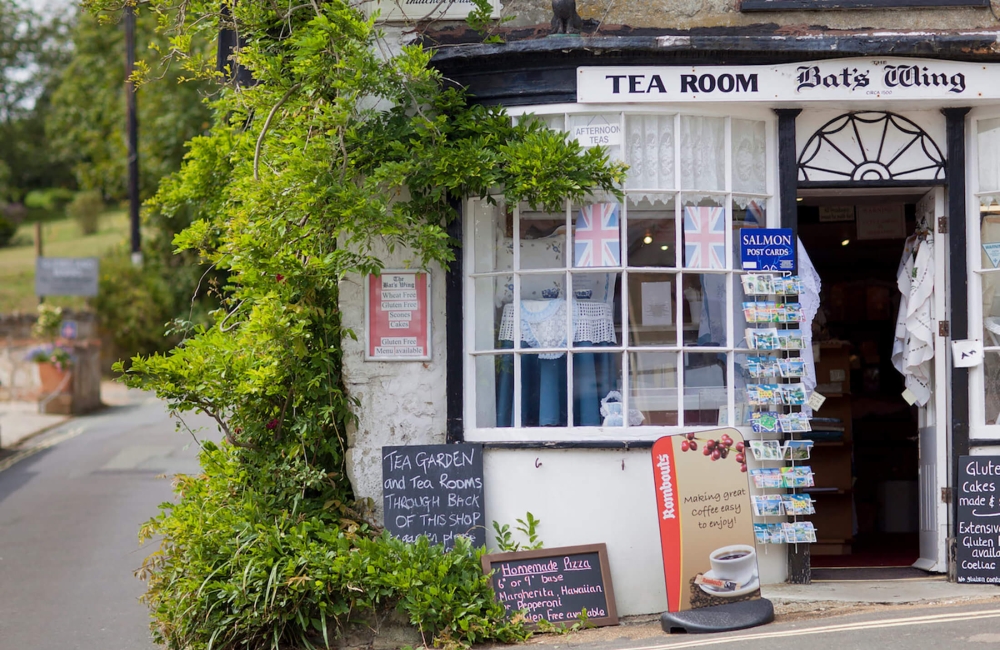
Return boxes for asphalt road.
[0,395,215,650]
[526,600,1000,650]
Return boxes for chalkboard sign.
[481,544,618,627]
[382,444,485,550]
[957,455,1000,584]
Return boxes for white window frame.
[967,107,1000,438]
[463,103,779,442]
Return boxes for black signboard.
[957,455,1000,583]
[382,443,484,550]
[35,257,99,297]
[481,544,618,627]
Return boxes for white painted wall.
[483,448,787,617]
[340,243,449,522]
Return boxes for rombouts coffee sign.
[577,57,996,103]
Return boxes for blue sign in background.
[740,228,795,271]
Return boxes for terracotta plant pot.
[37,362,72,395]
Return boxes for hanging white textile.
[797,240,822,417]
[892,235,935,406]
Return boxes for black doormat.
[811,566,937,581]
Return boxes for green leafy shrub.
[0,215,15,248]
[24,187,76,212]
[138,442,528,650]
[66,189,103,234]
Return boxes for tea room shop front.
[406,51,1000,616]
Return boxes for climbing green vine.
[92,0,626,647]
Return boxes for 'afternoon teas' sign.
[482,544,618,627]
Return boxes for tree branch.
[254,83,301,181]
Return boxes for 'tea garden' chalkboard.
[957,455,1000,584]
[382,443,485,550]
[481,544,618,627]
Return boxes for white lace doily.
[499,299,617,358]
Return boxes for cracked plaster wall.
[340,243,448,524]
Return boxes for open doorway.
[798,189,933,568]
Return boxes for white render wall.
[483,448,787,617]
[340,245,449,523]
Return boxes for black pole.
[943,107,971,579]
[774,107,808,584]
[445,199,464,444]
[125,6,142,266]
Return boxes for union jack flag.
[574,203,621,267]
[745,200,766,226]
[683,206,726,269]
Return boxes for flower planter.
[37,362,72,395]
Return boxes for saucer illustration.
[697,569,760,598]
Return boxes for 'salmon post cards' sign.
[578,58,1000,103]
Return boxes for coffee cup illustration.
[708,544,757,587]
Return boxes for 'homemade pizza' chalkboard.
[382,444,485,550]
[481,544,618,627]
[957,455,1000,584]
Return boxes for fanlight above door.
[798,112,945,184]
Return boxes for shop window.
[467,111,772,438]
[977,118,1000,424]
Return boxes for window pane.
[510,278,568,351]
[627,272,678,347]
[629,351,678,425]
[572,202,622,269]
[683,352,729,426]
[567,113,622,161]
[474,276,510,351]
[731,119,766,194]
[681,195,727,270]
[979,118,1000,194]
[516,352,568,427]
[682,273,728,347]
[473,199,510,273]
[982,203,1000,342]
[569,274,620,346]
[733,197,766,269]
[625,114,675,190]
[476,355,504,428]
[986,352,1000,425]
[518,207,567,271]
[626,195,676,268]
[680,115,725,191]
[573,350,622,426]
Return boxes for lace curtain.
[625,115,766,204]
[979,118,1000,200]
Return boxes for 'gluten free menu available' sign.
[957,456,1000,583]
[652,429,761,612]
[366,271,430,360]
[482,544,618,627]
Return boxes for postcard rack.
[741,272,818,547]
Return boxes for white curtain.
[681,115,725,192]
[626,115,675,195]
[979,118,1000,195]
[732,119,767,195]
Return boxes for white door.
[914,187,949,573]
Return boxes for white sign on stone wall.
[578,58,1000,104]
[366,0,498,22]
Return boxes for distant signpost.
[35,258,99,297]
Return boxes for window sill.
[740,0,988,10]
[465,425,754,446]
